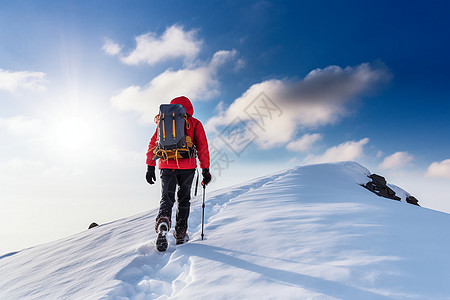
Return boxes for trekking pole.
[194,168,199,196]
[201,183,206,240]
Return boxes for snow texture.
[0,161,449,299]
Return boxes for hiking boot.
[155,216,171,233]
[175,232,189,245]
[174,227,189,245]
[156,222,169,252]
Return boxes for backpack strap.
[172,112,176,138]
[161,113,166,139]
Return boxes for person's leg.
[174,169,196,238]
[155,169,177,231]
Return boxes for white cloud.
[287,133,322,152]
[1,157,45,172]
[379,151,413,170]
[0,116,43,135]
[102,38,122,56]
[426,159,450,179]
[119,25,202,65]
[110,50,238,122]
[0,68,47,92]
[206,63,391,149]
[304,138,369,164]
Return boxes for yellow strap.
[155,149,169,162]
[174,148,189,167]
[172,112,176,138]
[153,147,193,167]
[147,145,156,154]
[162,113,165,139]
[175,149,180,168]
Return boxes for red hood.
[170,96,194,116]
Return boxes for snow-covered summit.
[0,161,449,299]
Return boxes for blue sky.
[1,0,450,254]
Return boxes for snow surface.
[1,161,449,299]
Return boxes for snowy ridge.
[1,162,449,299]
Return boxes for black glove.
[202,168,212,186]
[146,166,156,184]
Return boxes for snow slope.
[0,162,449,299]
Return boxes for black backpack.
[152,104,195,164]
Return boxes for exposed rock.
[361,173,420,206]
[406,196,420,206]
[362,174,401,201]
[88,222,99,229]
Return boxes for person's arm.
[146,129,158,166]
[194,120,211,185]
[145,129,158,184]
[194,120,210,169]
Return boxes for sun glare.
[54,116,93,151]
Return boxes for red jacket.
[146,96,210,170]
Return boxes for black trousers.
[157,168,196,230]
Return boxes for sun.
[42,88,116,161]
[44,108,100,158]
[55,116,93,150]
